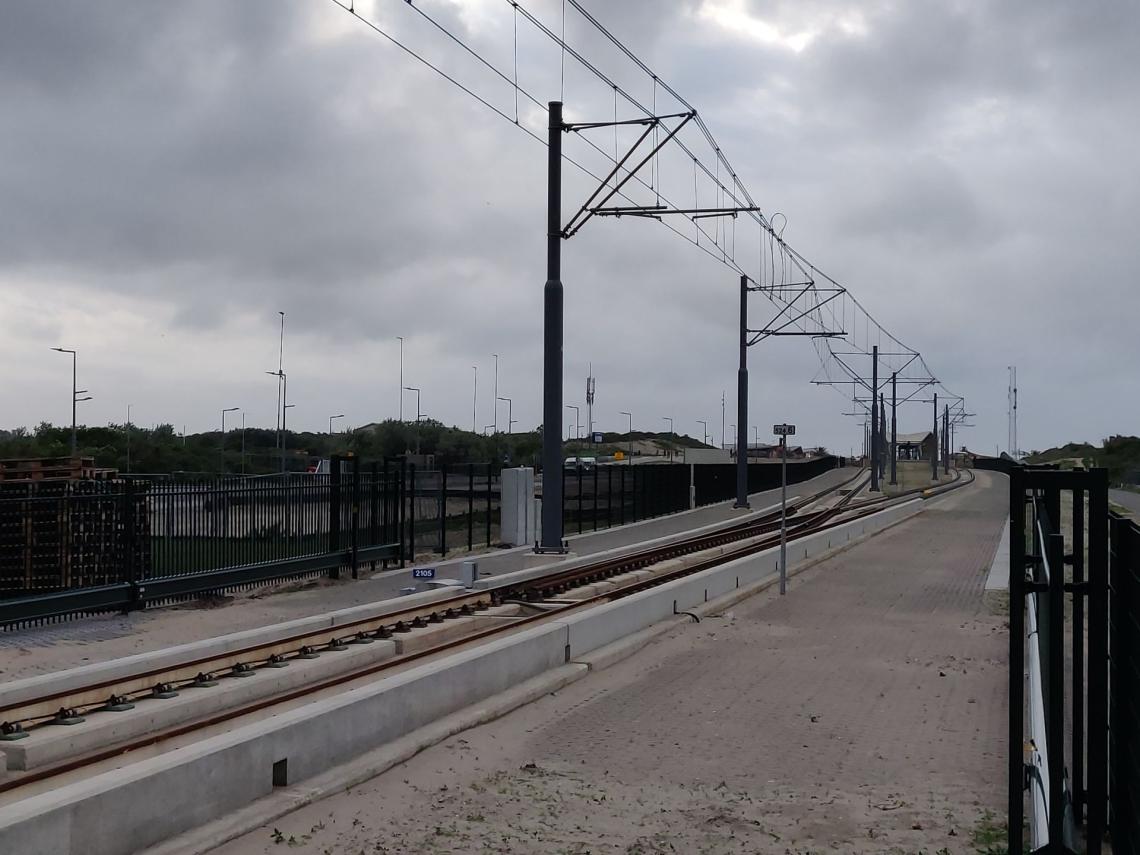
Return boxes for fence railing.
[1109,510,1140,851]
[1008,466,1110,854]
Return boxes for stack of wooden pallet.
[0,457,117,482]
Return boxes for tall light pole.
[404,387,421,422]
[220,407,239,475]
[276,311,285,458]
[497,396,514,433]
[621,411,632,463]
[697,420,708,447]
[266,370,287,473]
[492,353,499,433]
[566,404,580,439]
[752,426,759,447]
[721,390,726,449]
[51,347,90,456]
[330,413,345,437]
[241,411,247,475]
[472,366,478,434]
[398,336,405,421]
[126,404,133,474]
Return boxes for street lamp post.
[220,407,239,475]
[566,405,580,439]
[276,311,285,458]
[492,353,499,433]
[621,411,632,463]
[397,336,404,421]
[266,370,288,473]
[497,397,515,433]
[241,411,247,475]
[330,413,345,437]
[51,347,90,455]
[404,387,421,422]
[126,404,132,474]
[472,366,478,434]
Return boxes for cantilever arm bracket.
[562,111,696,238]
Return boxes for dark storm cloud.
[1,0,1137,450]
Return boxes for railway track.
[0,467,971,797]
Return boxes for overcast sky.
[3,0,1136,457]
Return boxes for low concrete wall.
[0,623,570,855]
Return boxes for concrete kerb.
[985,519,1011,592]
[1,589,459,709]
[0,493,930,855]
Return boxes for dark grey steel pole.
[931,391,939,481]
[870,345,879,491]
[889,372,897,486]
[540,100,564,551]
[734,275,749,508]
[879,393,886,485]
[70,352,77,456]
[943,404,950,474]
[779,434,787,595]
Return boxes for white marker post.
[773,423,796,594]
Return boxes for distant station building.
[895,431,936,461]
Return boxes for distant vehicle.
[564,456,597,471]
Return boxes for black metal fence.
[559,464,690,534]
[1109,511,1140,851]
[557,456,841,536]
[1007,466,1124,854]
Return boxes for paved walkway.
[1111,488,1140,516]
[216,470,1011,854]
[0,468,857,681]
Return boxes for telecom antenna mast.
[586,364,596,439]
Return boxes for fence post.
[408,463,417,564]
[122,479,141,612]
[485,462,492,547]
[1008,466,1026,854]
[593,464,599,532]
[467,463,474,552]
[350,455,360,580]
[439,463,448,556]
[606,466,612,529]
[329,455,342,580]
[620,466,626,526]
[1087,468,1109,852]
[370,462,380,572]
[577,465,583,535]
[1046,528,1065,846]
[1073,486,1086,822]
